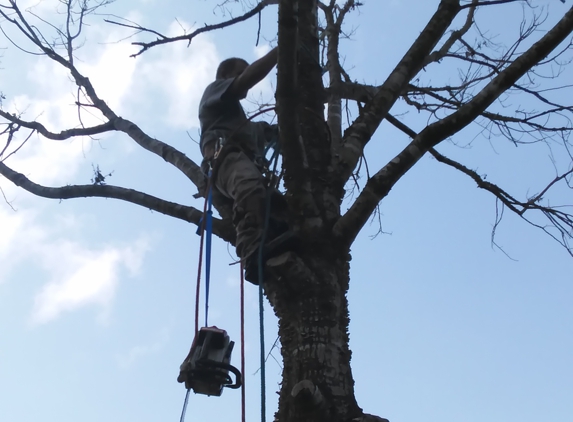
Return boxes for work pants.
[215,151,268,259]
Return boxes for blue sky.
[1,1,572,422]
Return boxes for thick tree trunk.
[272,2,364,421]
[265,248,361,422]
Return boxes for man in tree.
[198,46,292,284]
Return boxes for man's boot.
[243,230,297,285]
[242,189,297,285]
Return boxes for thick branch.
[112,117,206,190]
[335,81,378,103]
[460,0,524,9]
[66,74,207,189]
[0,160,234,242]
[334,5,573,246]
[277,0,305,201]
[335,0,461,184]
[0,111,206,191]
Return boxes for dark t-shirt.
[198,79,254,155]
[198,78,276,162]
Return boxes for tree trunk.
[272,2,363,421]
[265,247,361,422]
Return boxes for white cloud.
[5,120,91,187]
[0,9,185,325]
[0,186,152,324]
[77,13,142,114]
[0,207,29,282]
[0,208,24,259]
[253,44,272,59]
[30,237,150,325]
[133,21,220,129]
[0,205,48,283]
[31,248,122,323]
[117,327,170,369]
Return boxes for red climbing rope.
[240,261,246,422]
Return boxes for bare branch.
[320,0,359,152]
[406,84,573,140]
[422,0,478,69]
[0,183,16,211]
[335,0,462,186]
[0,1,207,191]
[0,159,235,242]
[429,148,573,256]
[112,117,207,190]
[376,112,572,255]
[460,0,527,9]
[0,110,115,140]
[102,16,168,41]
[0,125,33,162]
[334,5,573,246]
[107,0,277,57]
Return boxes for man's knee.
[216,152,265,200]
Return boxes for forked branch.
[334,5,573,247]
[335,0,462,185]
[430,148,573,255]
[387,113,573,255]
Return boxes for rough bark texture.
[271,2,361,421]
[265,247,359,422]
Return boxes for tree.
[1,1,572,421]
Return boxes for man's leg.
[215,150,296,284]
[215,151,266,260]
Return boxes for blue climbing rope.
[257,254,266,422]
[179,388,191,422]
[204,171,214,327]
[257,144,281,422]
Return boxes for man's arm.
[228,47,278,96]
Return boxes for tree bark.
[265,247,360,422]
[270,3,364,421]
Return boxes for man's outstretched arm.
[229,47,278,96]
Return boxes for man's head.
[216,58,249,80]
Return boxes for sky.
[0,1,572,422]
